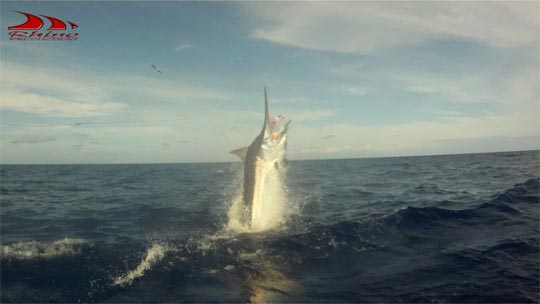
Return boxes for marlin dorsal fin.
[230,146,248,161]
[262,87,271,134]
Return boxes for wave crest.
[112,243,169,287]
[1,238,90,260]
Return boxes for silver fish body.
[230,88,290,230]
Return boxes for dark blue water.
[1,151,539,303]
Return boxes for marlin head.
[260,87,291,149]
[231,88,290,161]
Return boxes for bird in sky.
[151,64,162,74]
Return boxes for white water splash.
[113,243,168,287]
[226,159,288,233]
[1,238,90,260]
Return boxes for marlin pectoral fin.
[231,146,249,161]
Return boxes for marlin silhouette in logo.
[231,88,291,229]
[8,11,78,30]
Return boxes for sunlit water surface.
[1,150,539,302]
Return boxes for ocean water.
[1,150,539,303]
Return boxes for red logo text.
[7,11,79,41]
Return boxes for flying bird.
[151,64,162,74]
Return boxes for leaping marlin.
[231,88,291,230]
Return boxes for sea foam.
[1,238,90,260]
[113,243,168,287]
[226,157,288,233]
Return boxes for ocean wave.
[482,238,539,255]
[265,178,539,255]
[269,178,539,255]
[383,206,476,228]
[477,202,520,214]
[493,178,539,204]
[1,238,90,260]
[441,238,539,269]
[382,178,539,228]
[409,183,456,195]
[112,243,169,287]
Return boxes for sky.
[0,1,538,164]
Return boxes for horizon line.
[1,149,538,166]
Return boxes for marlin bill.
[230,88,291,231]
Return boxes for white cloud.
[270,96,308,104]
[1,88,125,117]
[115,75,231,103]
[288,109,539,159]
[174,43,194,52]
[1,62,125,117]
[396,64,538,105]
[343,86,368,96]
[10,135,56,145]
[325,62,368,76]
[245,2,537,53]
[2,101,537,163]
[285,109,335,122]
[0,61,238,118]
[401,74,499,103]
